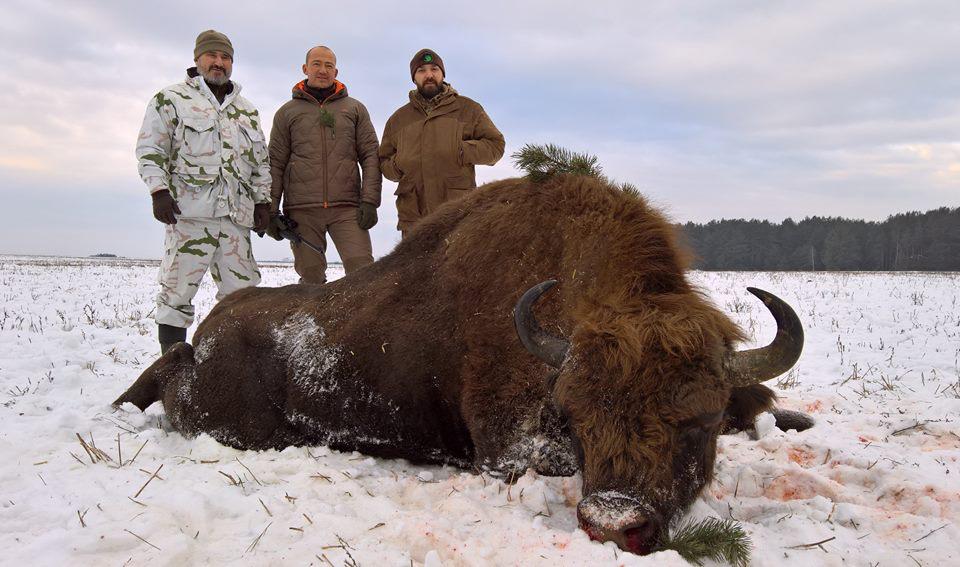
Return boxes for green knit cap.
[194,30,234,60]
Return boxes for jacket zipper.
[319,98,329,208]
[321,106,328,208]
[302,81,339,208]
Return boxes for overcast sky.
[1,0,958,260]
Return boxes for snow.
[272,312,343,398]
[1,256,958,566]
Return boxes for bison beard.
[114,174,806,556]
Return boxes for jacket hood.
[409,82,457,113]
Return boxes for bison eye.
[679,411,724,432]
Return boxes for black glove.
[253,203,270,232]
[356,202,378,230]
[265,214,298,241]
[265,215,282,240]
[152,190,181,224]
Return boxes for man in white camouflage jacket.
[136,30,271,353]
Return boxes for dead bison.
[114,174,807,555]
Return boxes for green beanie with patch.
[410,48,444,80]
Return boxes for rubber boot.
[158,323,187,354]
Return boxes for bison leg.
[723,384,814,434]
[722,384,777,434]
[113,343,194,411]
[472,401,579,479]
[527,402,579,476]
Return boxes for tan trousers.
[287,206,373,284]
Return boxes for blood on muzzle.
[576,492,662,556]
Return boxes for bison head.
[515,280,803,555]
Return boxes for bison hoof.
[770,408,815,432]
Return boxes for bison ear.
[721,384,777,433]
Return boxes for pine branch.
[657,517,752,567]
[511,143,643,200]
[511,143,602,181]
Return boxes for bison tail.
[112,343,195,411]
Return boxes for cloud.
[1,0,958,258]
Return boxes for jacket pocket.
[394,124,415,179]
[394,181,419,222]
[285,159,307,185]
[432,117,462,175]
[237,125,266,177]
[231,189,255,228]
[455,122,465,166]
[180,117,219,167]
[169,165,217,218]
[444,173,475,203]
[172,164,219,188]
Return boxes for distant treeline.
[679,206,960,271]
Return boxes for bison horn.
[514,280,570,368]
[728,287,804,386]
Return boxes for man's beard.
[417,80,441,99]
[201,66,231,86]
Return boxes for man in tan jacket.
[380,49,505,237]
[268,46,381,283]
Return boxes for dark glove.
[265,213,298,241]
[151,190,181,224]
[356,202,378,230]
[265,214,282,240]
[253,203,270,232]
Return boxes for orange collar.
[295,80,346,98]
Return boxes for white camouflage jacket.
[136,70,271,228]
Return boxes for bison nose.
[576,493,662,555]
[621,519,661,555]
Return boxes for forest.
[679,206,960,271]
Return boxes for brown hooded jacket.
[379,84,504,230]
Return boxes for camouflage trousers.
[156,217,261,328]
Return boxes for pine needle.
[657,517,752,567]
[511,143,642,198]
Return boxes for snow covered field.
[1,255,958,566]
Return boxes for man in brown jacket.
[268,46,381,283]
[380,48,505,237]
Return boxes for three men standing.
[136,30,271,353]
[137,40,505,352]
[268,46,382,283]
[380,49,505,237]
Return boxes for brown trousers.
[287,206,373,284]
